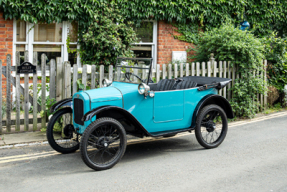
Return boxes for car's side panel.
[114,81,217,133]
[153,91,184,123]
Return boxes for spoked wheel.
[47,108,79,153]
[195,104,228,149]
[80,117,127,171]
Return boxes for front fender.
[50,98,73,113]
[191,94,234,128]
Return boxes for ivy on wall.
[2,0,287,49]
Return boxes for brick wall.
[0,12,13,97]
[157,20,192,65]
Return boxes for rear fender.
[191,94,234,128]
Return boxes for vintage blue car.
[47,58,234,171]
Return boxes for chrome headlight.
[138,83,150,95]
[102,79,112,87]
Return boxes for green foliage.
[2,0,287,65]
[261,33,287,92]
[77,3,137,67]
[192,24,267,117]
[173,23,202,44]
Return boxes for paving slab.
[2,131,47,145]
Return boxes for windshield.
[114,58,152,84]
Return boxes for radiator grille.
[74,98,84,125]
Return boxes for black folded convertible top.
[182,76,230,85]
[182,76,231,91]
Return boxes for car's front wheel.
[195,104,228,149]
[80,117,127,171]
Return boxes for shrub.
[191,24,267,117]
[261,33,287,93]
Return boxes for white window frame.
[12,19,80,69]
[132,20,157,69]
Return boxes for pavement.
[0,110,287,149]
[0,110,287,192]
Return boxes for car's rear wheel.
[47,108,79,154]
[80,117,127,171]
[195,104,228,149]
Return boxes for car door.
[153,90,184,123]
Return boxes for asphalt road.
[0,114,287,192]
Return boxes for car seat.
[155,79,176,91]
[176,80,197,89]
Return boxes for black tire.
[47,108,79,154]
[80,117,127,171]
[195,104,228,149]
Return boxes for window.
[132,21,157,67]
[13,20,79,67]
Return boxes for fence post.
[168,64,172,79]
[227,61,231,100]
[191,62,195,76]
[186,63,189,77]
[82,64,87,90]
[49,59,56,100]
[207,61,211,77]
[6,54,11,132]
[41,54,47,129]
[65,63,71,98]
[213,61,217,78]
[201,62,206,77]
[210,53,215,66]
[15,52,21,132]
[117,66,121,81]
[56,57,62,101]
[223,61,227,98]
[73,64,78,94]
[232,62,236,99]
[196,62,200,76]
[33,52,38,131]
[23,51,29,131]
[156,64,160,83]
[219,61,223,95]
[162,64,167,80]
[91,65,96,89]
[99,65,104,88]
[263,60,267,109]
[0,60,2,134]
[109,65,113,81]
[174,64,178,78]
[180,63,183,77]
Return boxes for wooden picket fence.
[0,51,268,134]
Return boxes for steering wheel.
[125,72,144,82]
